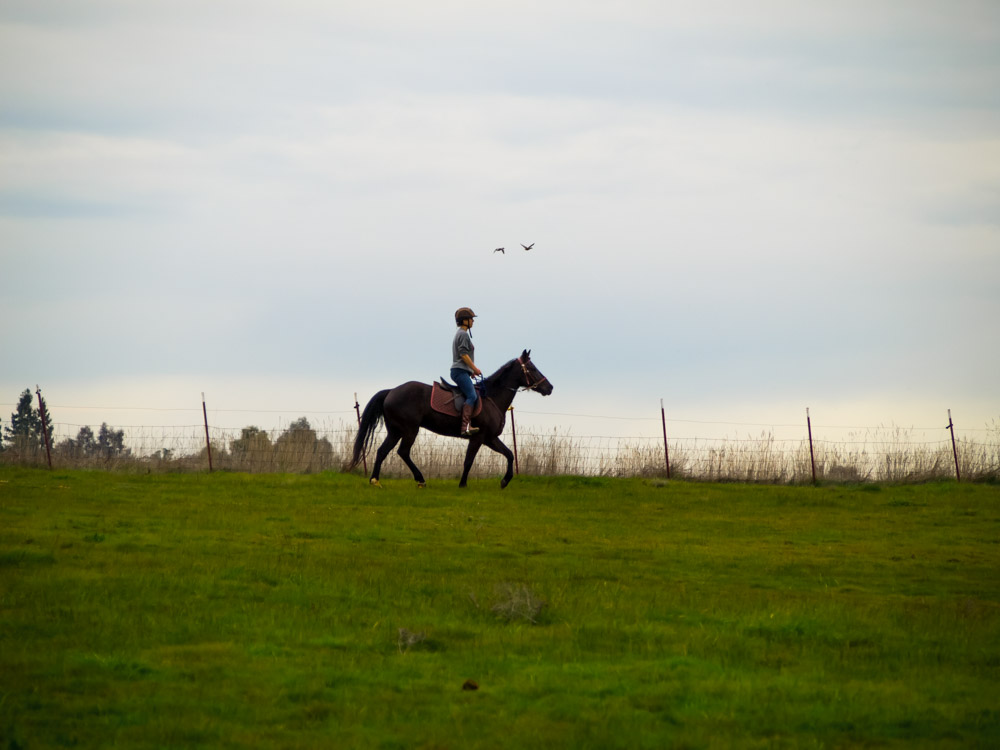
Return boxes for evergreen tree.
[37,392,53,448]
[4,389,43,451]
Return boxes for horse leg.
[370,430,401,487]
[396,432,426,487]
[484,435,516,489]
[458,436,484,488]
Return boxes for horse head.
[517,349,553,395]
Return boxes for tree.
[231,425,271,453]
[4,389,47,452]
[76,426,97,455]
[274,417,333,472]
[96,423,126,457]
[56,426,97,458]
[37,391,53,451]
[230,426,273,471]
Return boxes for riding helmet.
[455,307,477,324]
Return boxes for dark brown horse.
[348,350,553,488]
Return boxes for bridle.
[516,356,548,391]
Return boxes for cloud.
[1,0,998,429]
[4,1,999,139]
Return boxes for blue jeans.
[450,368,479,407]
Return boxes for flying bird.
[493,247,505,254]
[521,243,534,251]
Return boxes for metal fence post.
[508,406,519,475]
[354,393,368,475]
[202,392,213,473]
[660,399,671,479]
[806,407,816,484]
[947,409,960,482]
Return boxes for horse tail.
[348,389,390,471]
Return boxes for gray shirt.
[452,327,475,372]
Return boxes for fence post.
[35,385,53,470]
[660,399,671,479]
[947,409,961,482]
[354,393,368,475]
[202,392,213,473]
[806,407,816,484]
[508,406,519,475]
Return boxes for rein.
[469,355,550,428]
[487,356,548,394]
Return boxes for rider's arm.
[461,354,482,376]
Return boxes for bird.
[494,247,505,254]
[521,243,534,251]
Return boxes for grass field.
[1,468,998,749]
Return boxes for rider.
[451,307,483,437]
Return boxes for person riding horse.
[349,349,553,489]
[451,307,482,437]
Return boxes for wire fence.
[2,400,998,484]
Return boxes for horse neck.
[484,361,522,409]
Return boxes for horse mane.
[483,358,520,389]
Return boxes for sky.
[1,0,998,443]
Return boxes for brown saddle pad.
[430,382,484,418]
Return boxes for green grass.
[1,468,998,749]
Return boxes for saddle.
[430,377,484,418]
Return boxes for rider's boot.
[461,403,479,437]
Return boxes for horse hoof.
[417,483,427,489]
[370,478,383,488]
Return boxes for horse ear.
[522,349,530,360]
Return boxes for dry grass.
[489,583,547,624]
[3,418,997,484]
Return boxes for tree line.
[3,389,334,470]
[2,388,127,459]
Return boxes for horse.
[348,350,553,488]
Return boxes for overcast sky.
[1,0,998,439]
